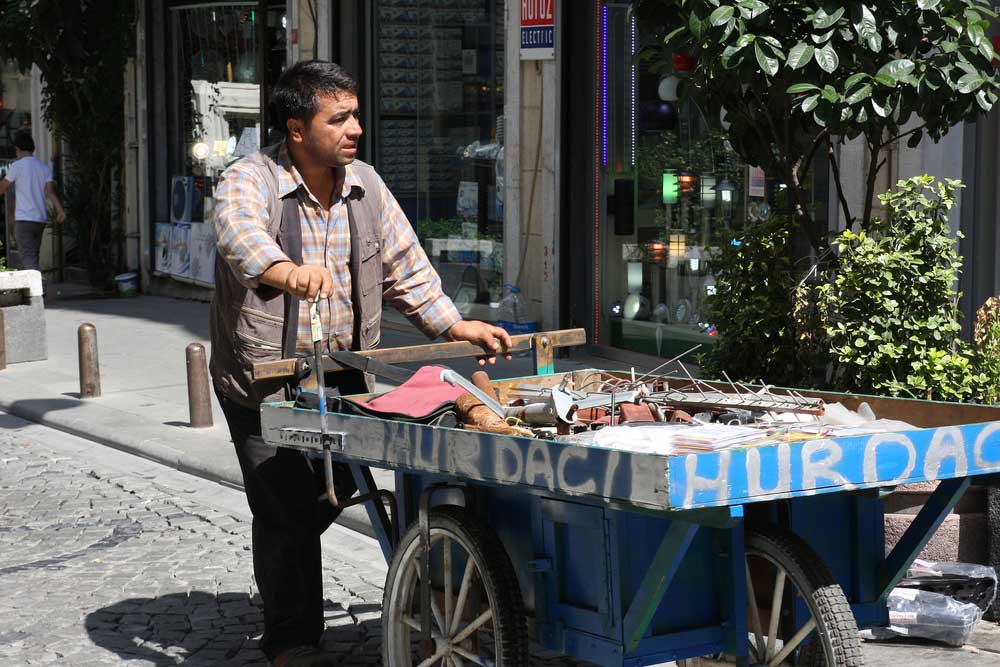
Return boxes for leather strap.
[277,194,302,360]
[347,197,363,351]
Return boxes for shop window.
[598,2,828,360]
[158,1,285,286]
[374,0,506,322]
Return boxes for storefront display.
[156,1,284,287]
[374,0,506,322]
[595,1,827,360]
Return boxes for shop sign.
[520,0,555,60]
[748,166,766,199]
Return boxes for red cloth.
[356,365,467,418]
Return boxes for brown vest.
[209,144,384,408]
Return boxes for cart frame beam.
[877,476,971,598]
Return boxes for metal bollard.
[0,310,6,371]
[185,343,213,428]
[78,323,101,398]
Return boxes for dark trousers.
[14,221,45,271]
[215,373,366,660]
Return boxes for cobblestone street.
[0,412,392,666]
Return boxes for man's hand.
[284,264,332,302]
[445,320,513,365]
[54,210,66,224]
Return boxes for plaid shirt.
[214,143,461,353]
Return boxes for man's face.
[289,93,362,168]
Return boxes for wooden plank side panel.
[261,402,672,510]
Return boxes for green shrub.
[818,175,984,401]
[702,216,818,386]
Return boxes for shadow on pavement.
[7,398,85,418]
[86,591,382,666]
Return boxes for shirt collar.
[276,141,365,202]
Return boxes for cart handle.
[251,328,587,380]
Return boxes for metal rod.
[185,343,213,428]
[78,322,101,398]
[309,302,337,507]
[630,344,702,386]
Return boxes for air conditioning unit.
[170,176,208,223]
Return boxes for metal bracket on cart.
[314,432,400,552]
[417,483,477,642]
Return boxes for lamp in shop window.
[667,233,686,268]
[678,172,698,196]
[662,171,679,205]
[627,262,643,294]
[715,178,738,220]
[657,75,680,103]
[700,176,717,209]
[688,245,703,272]
[646,241,666,262]
[191,142,210,161]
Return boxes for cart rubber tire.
[381,505,528,667]
[746,524,863,667]
[680,523,863,667]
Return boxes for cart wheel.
[382,505,528,667]
[680,524,863,667]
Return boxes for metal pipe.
[185,343,213,428]
[78,323,100,398]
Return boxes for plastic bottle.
[496,284,537,334]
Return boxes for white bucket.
[114,272,139,296]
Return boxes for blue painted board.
[669,421,1000,509]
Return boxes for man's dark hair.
[13,131,35,153]
[272,60,358,130]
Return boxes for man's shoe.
[270,645,338,667]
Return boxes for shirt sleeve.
[378,178,462,339]
[45,164,53,183]
[5,160,19,183]
[213,162,291,290]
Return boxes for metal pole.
[0,310,6,370]
[78,323,100,398]
[185,343,213,428]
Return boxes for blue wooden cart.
[255,331,1000,667]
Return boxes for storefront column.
[505,0,562,330]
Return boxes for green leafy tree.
[818,176,984,401]
[701,216,822,386]
[635,0,1000,253]
[0,0,133,284]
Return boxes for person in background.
[0,130,66,271]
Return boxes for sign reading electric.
[520,0,555,60]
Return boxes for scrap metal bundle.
[455,360,826,448]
